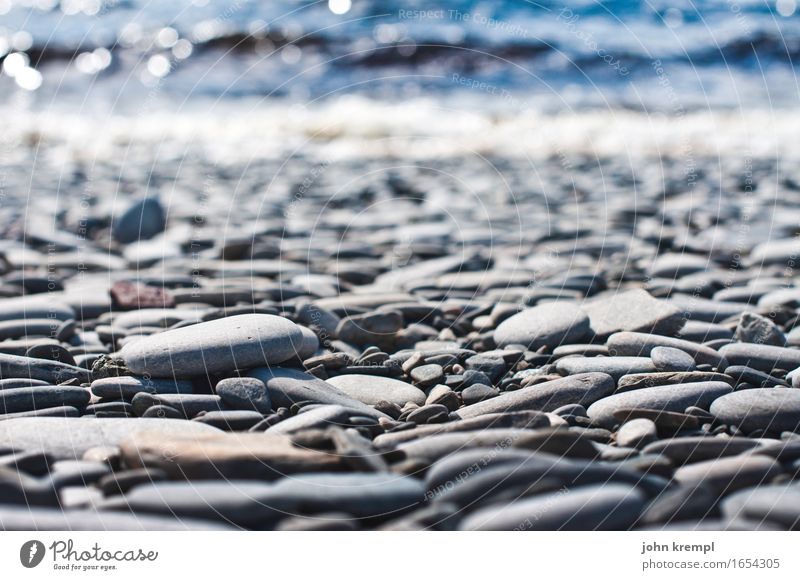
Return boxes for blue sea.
[1,0,798,112]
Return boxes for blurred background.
[1,0,798,111]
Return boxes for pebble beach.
[1,0,800,533]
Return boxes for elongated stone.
[119,314,304,377]
[248,367,388,419]
[709,388,800,433]
[0,353,90,383]
[607,332,727,370]
[120,431,348,480]
[455,373,615,419]
[0,418,219,460]
[494,302,591,350]
[460,483,645,530]
[587,382,733,428]
[581,289,685,337]
[718,343,800,374]
[326,374,426,406]
[0,386,90,415]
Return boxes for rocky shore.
[0,145,799,531]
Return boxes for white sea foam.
[2,97,798,162]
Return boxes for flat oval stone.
[215,377,271,413]
[616,371,733,392]
[642,436,764,464]
[0,296,74,322]
[607,332,727,370]
[723,365,788,388]
[616,418,658,449]
[587,381,733,429]
[265,405,359,435]
[460,483,645,530]
[193,410,265,431]
[581,289,685,337]
[721,485,800,529]
[116,473,424,527]
[455,373,615,419]
[0,418,220,460]
[709,388,800,433]
[494,302,591,350]
[0,379,51,390]
[326,374,425,407]
[249,367,388,419]
[556,356,655,381]
[651,346,696,372]
[90,376,194,399]
[674,456,782,494]
[119,314,304,377]
[0,353,91,383]
[719,343,800,374]
[120,431,349,480]
[0,386,90,415]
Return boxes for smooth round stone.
[119,314,304,377]
[325,374,426,407]
[461,383,498,405]
[112,197,166,244]
[90,376,194,399]
[719,343,800,374]
[409,364,444,388]
[456,373,615,419]
[460,483,646,530]
[215,377,271,413]
[0,418,220,460]
[722,484,800,529]
[494,302,591,350]
[406,404,449,424]
[249,368,388,419]
[587,382,733,429]
[710,389,800,433]
[556,356,655,382]
[0,386,90,415]
[651,346,696,372]
[616,418,658,449]
[674,456,783,494]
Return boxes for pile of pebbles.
[0,149,799,531]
